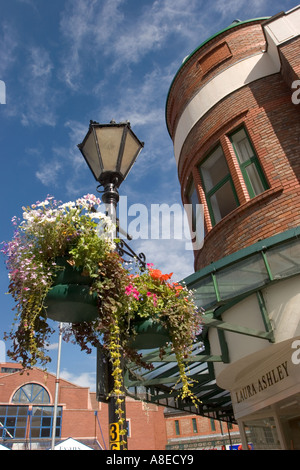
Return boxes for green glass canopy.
[125,227,300,423]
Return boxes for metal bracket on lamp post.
[96,183,146,269]
[116,239,146,270]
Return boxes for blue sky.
[0,0,297,390]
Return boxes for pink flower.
[125,284,140,300]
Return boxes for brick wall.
[165,412,239,442]
[178,74,300,270]
[279,37,300,87]
[166,20,267,137]
[166,20,300,272]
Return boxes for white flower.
[58,202,76,210]
[36,200,50,207]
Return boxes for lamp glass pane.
[120,131,142,178]
[95,126,124,172]
[82,131,102,180]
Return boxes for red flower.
[149,269,173,282]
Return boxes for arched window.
[12,383,50,404]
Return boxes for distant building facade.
[164,409,241,450]
[166,7,300,450]
[0,362,167,450]
[0,361,242,451]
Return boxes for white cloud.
[46,342,59,351]
[35,160,63,187]
[0,22,18,76]
[58,0,203,88]
[110,0,201,65]
[60,369,96,390]
[129,238,194,282]
[59,0,125,89]
[20,46,58,127]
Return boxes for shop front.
[217,337,300,450]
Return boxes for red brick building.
[165,7,300,449]
[165,410,241,450]
[0,361,242,450]
[0,362,167,450]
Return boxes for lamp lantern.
[78,120,144,188]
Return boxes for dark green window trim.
[199,145,239,226]
[230,126,268,199]
[175,419,180,435]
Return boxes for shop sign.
[231,337,300,417]
[234,361,289,404]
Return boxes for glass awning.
[125,227,300,423]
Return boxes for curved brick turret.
[166,15,300,271]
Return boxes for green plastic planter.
[129,318,170,350]
[45,284,98,323]
[44,257,98,323]
[52,257,92,286]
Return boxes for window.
[230,127,268,198]
[126,419,131,438]
[192,418,198,433]
[186,180,205,245]
[1,367,19,374]
[30,406,62,439]
[175,420,180,435]
[187,180,199,234]
[0,406,28,439]
[9,384,62,440]
[199,146,239,225]
[210,419,216,431]
[12,383,50,404]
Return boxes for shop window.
[244,417,281,450]
[230,127,268,198]
[199,146,239,226]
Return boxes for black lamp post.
[78,120,144,450]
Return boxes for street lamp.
[78,120,144,232]
[78,120,144,450]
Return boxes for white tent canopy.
[52,438,94,450]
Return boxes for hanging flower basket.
[44,257,98,323]
[129,318,170,350]
[1,194,203,443]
